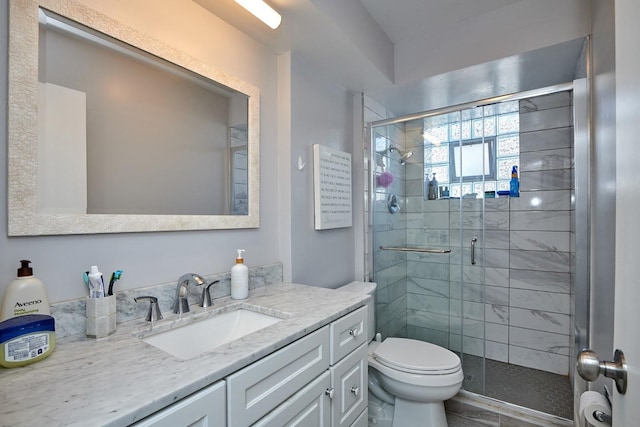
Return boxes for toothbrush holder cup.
[86,295,116,339]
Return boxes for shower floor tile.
[461,355,573,420]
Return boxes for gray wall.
[288,52,356,288]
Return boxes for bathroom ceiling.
[358,0,523,44]
[194,0,586,116]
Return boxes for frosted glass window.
[431,145,449,163]
[427,165,450,184]
[498,100,519,114]
[497,157,519,180]
[474,181,496,194]
[449,183,479,198]
[498,113,519,134]
[497,135,520,156]
[472,117,496,138]
[461,183,473,196]
[450,121,471,140]
[497,180,510,191]
[422,98,520,199]
[461,121,472,140]
[451,184,461,198]
[483,104,496,116]
[424,125,448,145]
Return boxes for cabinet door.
[330,343,368,427]
[227,326,330,426]
[131,380,225,427]
[350,408,368,427]
[330,307,367,365]
[254,371,331,427]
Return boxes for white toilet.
[338,282,463,427]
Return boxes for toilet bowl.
[369,337,463,426]
[337,282,463,427]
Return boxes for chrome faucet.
[201,280,220,308]
[134,296,163,322]
[173,273,206,314]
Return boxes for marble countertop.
[0,282,369,427]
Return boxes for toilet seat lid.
[372,338,461,374]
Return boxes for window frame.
[449,137,497,183]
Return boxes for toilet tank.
[336,281,376,342]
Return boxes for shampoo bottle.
[427,173,438,200]
[509,166,520,197]
[0,260,50,321]
[231,249,249,300]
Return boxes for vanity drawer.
[131,380,226,427]
[254,371,331,427]
[330,306,367,365]
[227,325,330,426]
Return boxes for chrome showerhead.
[389,146,414,165]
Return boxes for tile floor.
[459,355,573,420]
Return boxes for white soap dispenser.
[0,260,51,321]
[231,249,249,300]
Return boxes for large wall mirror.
[8,0,260,235]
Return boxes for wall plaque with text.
[313,144,352,230]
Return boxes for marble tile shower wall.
[371,117,425,339]
[406,91,574,376]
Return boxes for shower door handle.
[470,237,478,265]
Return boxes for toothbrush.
[83,271,94,296]
[108,270,123,296]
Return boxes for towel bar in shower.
[379,246,451,254]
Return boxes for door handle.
[471,237,478,265]
[577,348,627,394]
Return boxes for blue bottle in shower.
[509,166,520,197]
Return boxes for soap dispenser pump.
[231,249,249,300]
[0,260,50,321]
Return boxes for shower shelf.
[379,246,451,254]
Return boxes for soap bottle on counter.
[0,260,50,321]
[509,165,520,197]
[231,249,249,300]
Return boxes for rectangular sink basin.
[141,308,282,360]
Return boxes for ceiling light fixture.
[234,0,282,29]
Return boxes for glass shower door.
[423,106,494,394]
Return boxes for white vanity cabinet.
[227,326,331,426]
[131,306,368,427]
[229,306,368,427]
[328,306,368,427]
[131,380,226,427]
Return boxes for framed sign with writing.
[313,144,352,230]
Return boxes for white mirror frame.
[8,0,260,235]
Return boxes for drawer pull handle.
[325,388,335,399]
[350,386,359,396]
[349,328,359,338]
